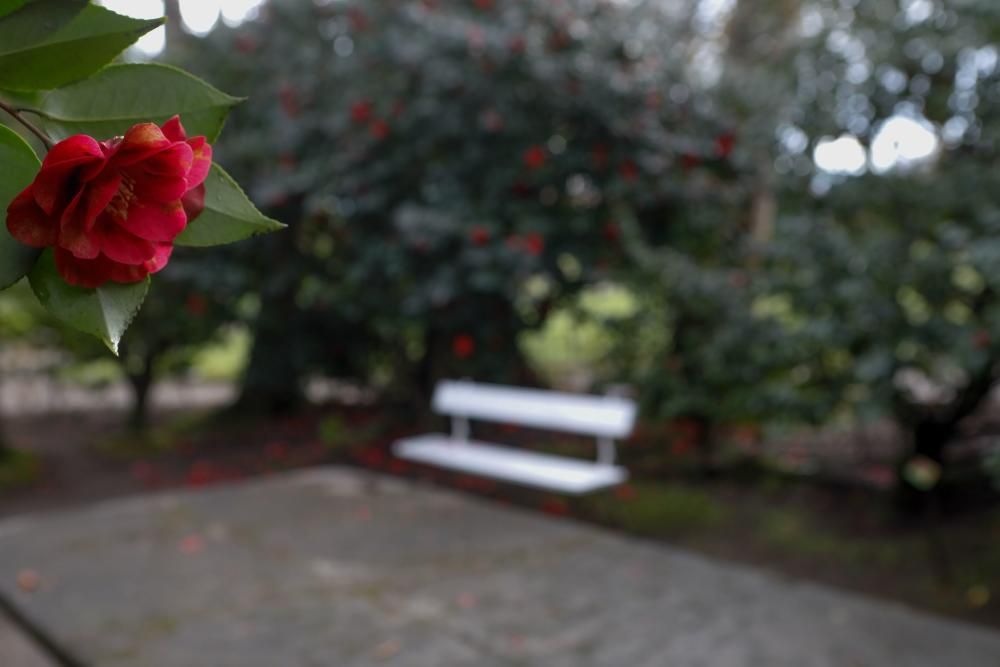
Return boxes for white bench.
[393,380,634,494]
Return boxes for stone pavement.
[0,467,998,667]
[0,612,55,667]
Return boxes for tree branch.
[0,100,53,150]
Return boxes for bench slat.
[433,381,636,438]
[394,435,628,494]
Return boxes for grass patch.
[0,448,41,490]
[758,506,917,568]
[95,410,216,459]
[191,326,251,382]
[583,481,728,537]
[521,284,635,388]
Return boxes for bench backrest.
[432,380,636,439]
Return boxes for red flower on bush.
[522,145,546,170]
[369,118,390,140]
[452,334,475,359]
[506,233,545,257]
[523,232,544,256]
[469,225,490,246]
[603,221,620,242]
[185,292,208,317]
[619,159,639,181]
[351,99,372,123]
[591,143,609,169]
[234,34,257,54]
[6,116,211,288]
[715,132,736,158]
[279,82,300,118]
[680,152,700,170]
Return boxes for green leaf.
[0,3,162,91]
[39,63,242,142]
[0,122,41,289]
[28,251,149,354]
[0,0,86,55]
[0,0,36,21]
[176,164,286,247]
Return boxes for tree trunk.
[692,415,718,477]
[162,0,186,55]
[126,353,156,431]
[0,415,11,463]
[234,208,306,415]
[0,365,11,461]
[235,307,306,414]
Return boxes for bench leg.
[597,437,616,466]
[451,416,470,443]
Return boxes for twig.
[0,99,53,150]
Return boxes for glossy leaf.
[176,164,285,247]
[28,251,149,354]
[0,0,48,21]
[0,0,85,54]
[0,3,161,91]
[0,122,41,289]
[40,64,242,142]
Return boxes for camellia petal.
[106,259,150,284]
[95,220,157,264]
[32,136,106,215]
[185,138,213,189]
[40,135,104,170]
[81,172,124,231]
[133,170,189,203]
[144,243,173,274]
[120,199,187,243]
[59,214,102,260]
[113,123,173,166]
[181,183,206,222]
[160,115,187,143]
[54,248,116,289]
[6,188,58,247]
[61,176,120,233]
[141,141,194,178]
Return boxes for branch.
[0,100,53,150]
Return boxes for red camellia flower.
[351,99,372,124]
[185,292,208,317]
[603,221,621,242]
[6,116,211,289]
[369,118,390,140]
[279,82,300,118]
[523,232,544,256]
[619,159,639,181]
[522,145,546,170]
[591,143,609,169]
[715,132,736,158]
[680,152,701,170]
[452,334,476,359]
[469,225,490,246]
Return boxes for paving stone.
[0,612,56,667]
[0,467,997,666]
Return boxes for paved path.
[0,467,998,666]
[0,612,55,667]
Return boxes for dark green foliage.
[175,0,734,408]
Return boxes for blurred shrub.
[174,0,735,410]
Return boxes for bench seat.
[394,434,628,494]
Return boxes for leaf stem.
[0,100,53,150]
